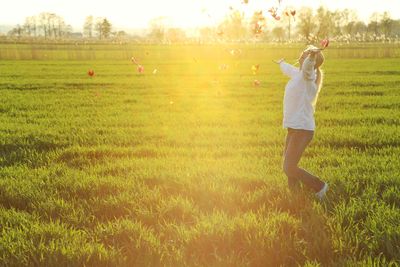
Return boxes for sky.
[0,0,399,31]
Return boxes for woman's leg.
[283,129,325,192]
[283,129,300,191]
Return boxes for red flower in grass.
[88,69,95,77]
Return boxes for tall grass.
[0,44,399,266]
[0,43,399,60]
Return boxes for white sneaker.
[315,183,328,200]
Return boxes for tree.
[55,15,67,38]
[340,10,358,38]
[83,16,93,38]
[315,6,335,39]
[330,10,343,37]
[46,13,56,38]
[165,28,186,43]
[8,25,23,38]
[38,13,48,38]
[219,10,247,41]
[148,17,167,43]
[115,31,127,38]
[297,7,316,42]
[353,21,367,41]
[94,17,112,39]
[341,9,358,35]
[198,27,215,43]
[101,19,112,39]
[250,11,266,39]
[23,16,37,37]
[95,18,103,39]
[392,20,400,37]
[381,12,393,38]
[368,12,380,40]
[272,26,285,42]
[33,12,68,39]
[49,13,57,38]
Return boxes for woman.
[274,46,328,199]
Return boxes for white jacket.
[279,56,319,131]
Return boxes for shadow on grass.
[57,147,159,169]
[0,139,65,167]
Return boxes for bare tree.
[38,13,48,38]
[30,16,37,37]
[57,16,66,38]
[83,16,94,38]
[47,13,54,37]
[8,25,23,38]
[23,17,32,36]
[95,18,104,39]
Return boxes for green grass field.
[0,44,400,266]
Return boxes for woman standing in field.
[274,46,328,199]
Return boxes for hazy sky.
[1,0,399,30]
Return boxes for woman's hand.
[308,48,322,59]
[273,58,285,64]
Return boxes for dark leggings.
[283,128,325,192]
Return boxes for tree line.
[7,13,115,40]
[4,8,400,43]
[8,13,72,39]
[196,7,400,43]
[293,7,398,43]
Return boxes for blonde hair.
[315,52,324,89]
[314,53,324,108]
[304,45,325,108]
